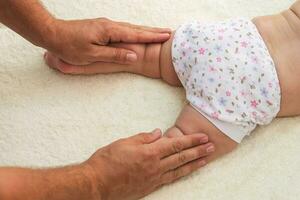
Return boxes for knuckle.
[158,145,167,156]
[113,48,126,62]
[138,133,151,143]
[135,31,144,42]
[146,163,159,177]
[148,149,159,160]
[178,152,187,164]
[198,146,207,156]
[172,140,184,153]
[98,18,111,31]
[100,17,109,21]
[162,173,174,185]
[172,169,181,179]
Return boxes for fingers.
[44,52,77,74]
[109,24,171,44]
[116,21,172,33]
[90,45,138,63]
[152,134,209,158]
[128,129,162,144]
[164,127,184,138]
[44,52,132,75]
[44,52,85,74]
[160,158,207,185]
[160,142,214,172]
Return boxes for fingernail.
[200,136,208,143]
[152,128,162,136]
[161,33,170,37]
[126,53,137,62]
[198,160,206,166]
[206,144,215,153]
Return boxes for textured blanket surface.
[0,0,299,199]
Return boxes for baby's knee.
[164,126,184,138]
[174,105,238,160]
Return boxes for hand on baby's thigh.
[165,104,238,162]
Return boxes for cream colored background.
[0,0,299,199]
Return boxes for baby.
[45,1,300,163]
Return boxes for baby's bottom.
[44,33,238,163]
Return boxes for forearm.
[0,165,101,200]
[0,0,56,48]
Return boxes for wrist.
[36,16,60,50]
[82,161,107,200]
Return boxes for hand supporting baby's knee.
[170,105,238,163]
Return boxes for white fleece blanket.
[0,0,299,199]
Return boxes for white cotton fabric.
[172,19,281,143]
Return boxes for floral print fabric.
[172,18,281,143]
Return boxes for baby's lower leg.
[126,32,182,86]
[159,33,182,86]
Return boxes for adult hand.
[0,129,212,200]
[46,18,171,65]
[0,0,170,65]
[84,129,212,200]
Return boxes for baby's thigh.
[174,104,238,162]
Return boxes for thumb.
[132,129,162,144]
[92,46,138,64]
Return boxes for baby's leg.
[44,32,238,162]
[44,33,182,86]
[165,105,238,162]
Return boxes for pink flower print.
[226,91,232,96]
[211,112,219,119]
[199,48,206,55]
[251,100,259,108]
[216,57,222,62]
[209,66,217,72]
[241,41,248,48]
[240,90,250,97]
[268,82,273,88]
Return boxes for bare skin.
[0,0,172,65]
[0,129,213,200]
[0,1,219,200]
[45,0,300,171]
